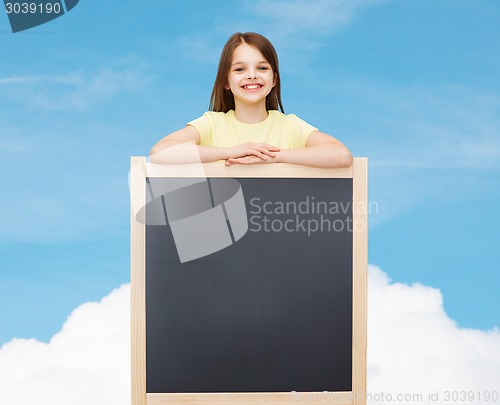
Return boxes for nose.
[247,69,257,79]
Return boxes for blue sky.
[0,0,499,345]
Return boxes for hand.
[225,155,276,166]
[227,142,280,161]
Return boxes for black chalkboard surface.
[145,177,353,393]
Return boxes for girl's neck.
[233,103,269,124]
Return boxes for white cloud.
[367,265,500,404]
[1,267,499,405]
[175,35,222,66]
[0,68,149,111]
[248,0,383,37]
[0,74,82,86]
[0,285,130,405]
[329,81,500,171]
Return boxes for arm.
[150,126,228,164]
[225,131,353,168]
[149,126,280,164]
[277,131,353,168]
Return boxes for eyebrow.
[231,60,270,66]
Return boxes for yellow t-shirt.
[187,110,318,149]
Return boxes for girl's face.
[225,43,276,109]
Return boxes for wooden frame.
[130,157,368,405]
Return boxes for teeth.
[244,85,260,89]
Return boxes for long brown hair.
[209,32,284,113]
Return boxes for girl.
[150,32,352,168]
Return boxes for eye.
[234,67,244,72]
[258,66,270,71]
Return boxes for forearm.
[149,140,230,164]
[273,144,353,168]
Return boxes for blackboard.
[130,158,367,405]
[146,177,353,393]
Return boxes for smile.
[242,84,263,90]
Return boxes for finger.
[258,148,277,158]
[250,150,268,160]
[262,143,280,151]
[252,146,277,157]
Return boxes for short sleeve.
[187,113,212,146]
[286,114,318,148]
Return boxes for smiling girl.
[150,32,352,168]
